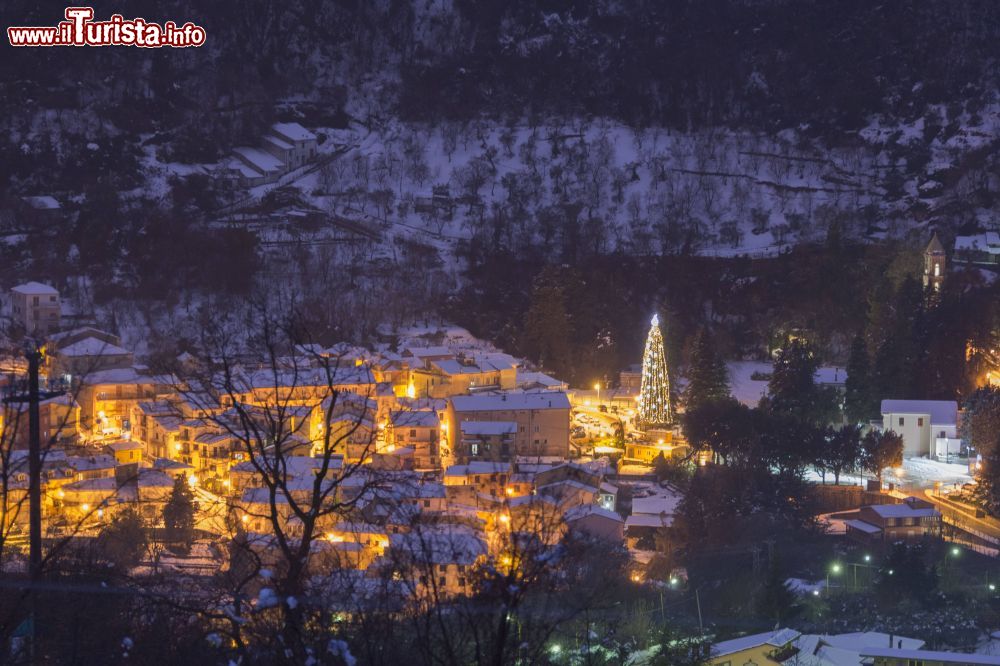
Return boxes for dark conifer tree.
[844,334,874,424]
[684,328,730,412]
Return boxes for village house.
[75,366,171,439]
[563,504,624,542]
[3,394,80,448]
[45,333,133,380]
[227,122,318,186]
[446,391,571,462]
[9,282,60,335]
[457,421,517,461]
[443,461,513,499]
[625,489,682,550]
[845,497,942,546]
[268,122,318,169]
[708,627,801,666]
[387,409,440,470]
[880,399,960,458]
[381,525,488,599]
[107,440,143,465]
[131,401,184,460]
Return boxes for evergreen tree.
[844,334,874,424]
[522,269,573,378]
[766,339,839,426]
[872,276,926,399]
[98,507,148,572]
[684,328,730,412]
[758,555,798,623]
[961,386,1000,454]
[163,476,197,554]
[974,432,1000,516]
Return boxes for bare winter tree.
[367,488,631,666]
[160,301,385,663]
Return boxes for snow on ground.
[786,577,827,596]
[727,360,772,406]
[805,457,973,491]
[894,457,972,489]
[726,360,847,407]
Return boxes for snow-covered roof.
[564,504,623,523]
[624,513,673,529]
[632,493,682,516]
[79,366,154,385]
[880,399,957,425]
[711,628,801,658]
[451,392,570,412]
[791,631,924,666]
[388,527,487,565]
[108,441,142,451]
[844,518,882,534]
[225,157,263,179]
[66,454,116,472]
[271,122,316,143]
[22,196,60,210]
[232,147,284,174]
[821,631,923,652]
[390,410,439,428]
[859,648,1000,664]
[56,336,130,357]
[11,281,58,295]
[517,371,566,388]
[460,421,517,436]
[955,232,1000,254]
[867,503,940,519]
[241,365,375,390]
[153,458,193,471]
[263,135,294,152]
[444,461,511,477]
[402,346,452,360]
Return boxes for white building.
[269,122,318,169]
[10,282,60,335]
[880,399,959,458]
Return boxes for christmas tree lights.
[638,314,672,427]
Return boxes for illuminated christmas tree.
[638,314,672,427]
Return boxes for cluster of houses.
[1,304,657,597]
[223,122,319,188]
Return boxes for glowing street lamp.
[827,562,841,591]
[594,382,601,405]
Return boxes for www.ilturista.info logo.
[8,7,206,47]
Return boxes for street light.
[827,563,841,592]
[594,383,601,405]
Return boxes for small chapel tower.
[923,231,946,293]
